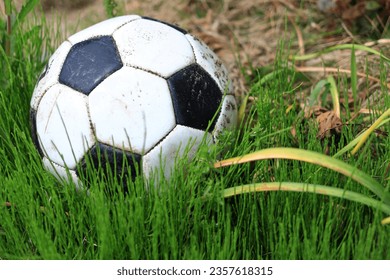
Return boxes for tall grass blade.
[308,79,328,107]
[4,0,12,14]
[256,68,294,86]
[295,66,390,90]
[238,94,249,125]
[291,44,390,64]
[13,0,39,31]
[223,182,390,215]
[327,76,340,118]
[351,108,390,155]
[4,0,12,56]
[350,45,358,108]
[214,147,390,204]
[104,0,118,17]
[334,118,390,158]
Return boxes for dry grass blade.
[294,66,390,89]
[291,44,390,63]
[214,147,390,204]
[334,118,389,158]
[381,216,390,225]
[327,76,340,118]
[351,108,390,155]
[222,182,390,215]
[289,16,304,57]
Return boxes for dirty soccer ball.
[30,15,237,188]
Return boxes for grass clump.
[0,0,389,260]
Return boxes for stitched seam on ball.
[33,82,58,113]
[123,63,166,79]
[112,16,142,34]
[143,125,177,156]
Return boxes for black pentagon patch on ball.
[142,16,187,34]
[77,143,142,191]
[59,36,123,95]
[168,64,222,131]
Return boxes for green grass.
[0,1,389,260]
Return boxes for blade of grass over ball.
[222,182,390,215]
[291,44,390,64]
[214,147,390,204]
[351,108,390,155]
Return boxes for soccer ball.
[30,15,237,188]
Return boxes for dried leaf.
[290,125,297,138]
[316,110,343,139]
[304,105,327,119]
[341,2,366,21]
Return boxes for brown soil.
[4,0,389,103]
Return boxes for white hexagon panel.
[89,66,176,154]
[43,157,81,188]
[113,18,195,77]
[36,84,94,169]
[30,41,72,111]
[212,95,238,140]
[142,125,213,180]
[67,15,141,45]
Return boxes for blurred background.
[2,0,389,96]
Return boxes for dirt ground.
[4,0,390,99]
[39,0,299,95]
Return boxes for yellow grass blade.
[214,147,390,204]
[222,182,390,215]
[381,216,390,225]
[291,44,390,63]
[327,76,340,118]
[351,108,390,155]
